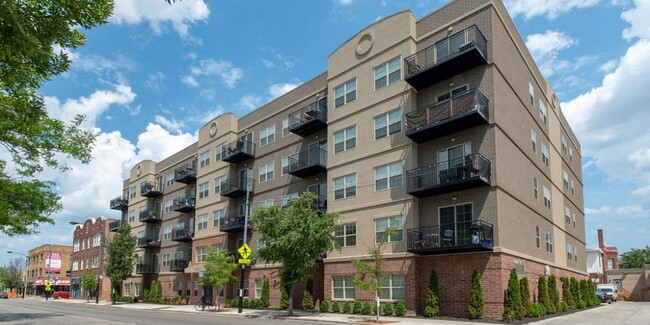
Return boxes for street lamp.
[7,251,27,299]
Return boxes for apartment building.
[109,0,585,318]
[25,244,73,296]
[70,217,116,300]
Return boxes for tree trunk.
[112,284,117,305]
[216,285,221,311]
[375,294,380,322]
[288,286,294,316]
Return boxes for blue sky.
[2,0,650,267]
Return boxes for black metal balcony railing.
[288,100,328,137]
[406,154,491,198]
[140,181,163,197]
[311,194,327,212]
[288,147,327,178]
[137,237,161,248]
[138,209,162,223]
[404,25,488,90]
[174,161,197,184]
[169,259,189,272]
[407,220,494,255]
[221,177,254,199]
[108,220,121,232]
[171,228,193,242]
[221,138,255,164]
[173,195,196,212]
[219,216,247,233]
[109,197,128,210]
[136,263,159,275]
[405,88,489,143]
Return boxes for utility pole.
[238,174,251,314]
[6,251,27,299]
[46,244,52,300]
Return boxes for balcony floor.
[408,175,490,198]
[406,109,488,144]
[289,119,327,137]
[289,164,327,179]
[408,242,494,255]
[405,46,487,91]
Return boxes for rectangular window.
[543,186,551,209]
[237,279,249,297]
[213,209,225,227]
[535,226,540,248]
[186,281,191,297]
[163,226,172,240]
[214,175,225,194]
[375,162,403,190]
[563,170,569,190]
[545,231,553,253]
[436,85,468,103]
[572,213,576,228]
[194,281,199,297]
[529,82,535,106]
[197,214,208,231]
[379,275,405,301]
[574,246,578,262]
[541,143,549,167]
[375,216,403,243]
[607,258,614,270]
[128,210,135,223]
[215,142,227,161]
[164,199,173,213]
[162,253,171,267]
[72,261,78,271]
[539,99,547,125]
[334,78,356,108]
[561,135,568,155]
[259,162,275,183]
[260,125,276,147]
[129,186,136,198]
[196,246,206,262]
[166,171,175,186]
[73,241,79,252]
[281,154,297,176]
[374,108,402,140]
[125,284,132,296]
[570,180,575,195]
[280,193,299,207]
[565,206,571,224]
[199,182,210,199]
[258,199,274,208]
[282,118,290,137]
[199,149,211,168]
[255,279,263,298]
[135,284,142,297]
[533,177,539,200]
[567,242,573,261]
[335,222,357,247]
[333,276,355,300]
[374,56,401,90]
[334,126,356,153]
[569,147,573,162]
[531,128,537,152]
[334,173,356,200]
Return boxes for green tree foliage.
[504,269,524,320]
[353,300,362,314]
[105,224,136,305]
[343,301,351,313]
[302,290,314,310]
[395,303,407,316]
[144,279,162,303]
[381,303,394,316]
[468,270,484,319]
[1,258,23,290]
[80,270,98,302]
[424,270,440,317]
[548,275,560,312]
[0,0,114,236]
[619,246,650,269]
[261,277,270,308]
[199,247,237,310]
[332,301,340,312]
[561,277,574,308]
[579,279,593,307]
[252,192,340,316]
[280,284,289,309]
[320,300,329,312]
[538,275,554,314]
[570,277,582,308]
[520,277,531,316]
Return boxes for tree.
[424,270,440,317]
[468,270,484,319]
[2,258,23,291]
[504,269,523,320]
[520,277,531,316]
[619,246,650,269]
[561,277,574,309]
[570,277,581,308]
[199,247,238,311]
[105,224,137,305]
[538,275,554,314]
[80,270,98,302]
[0,0,114,236]
[261,277,270,308]
[548,275,560,312]
[252,192,340,316]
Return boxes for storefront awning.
[32,279,70,285]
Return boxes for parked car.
[52,291,70,299]
[597,284,618,301]
[596,288,615,304]
[0,291,8,299]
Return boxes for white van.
[596,283,618,302]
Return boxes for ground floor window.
[379,275,405,302]
[124,283,132,296]
[237,279,249,297]
[332,276,355,300]
[135,284,142,297]
[186,281,191,296]
[194,281,199,297]
[255,279,263,298]
[177,281,183,296]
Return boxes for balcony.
[109,197,128,210]
[221,138,255,164]
[170,259,189,272]
[108,221,121,232]
[137,237,161,248]
[136,263,159,275]
[219,216,247,233]
[311,194,327,213]
[171,229,193,242]
[173,196,196,212]
[140,181,163,197]
[221,177,253,199]
[407,220,494,255]
[288,147,327,178]
[174,161,197,184]
[138,209,162,223]
[404,25,487,91]
[406,154,491,198]
[288,100,328,137]
[405,88,489,144]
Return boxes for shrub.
[529,303,546,317]
[505,269,524,320]
[320,300,329,313]
[361,302,372,315]
[468,270,484,319]
[353,300,362,314]
[538,276,554,314]
[280,286,289,309]
[395,303,406,316]
[261,278,270,308]
[242,298,250,309]
[343,301,351,313]
[520,277,531,316]
[570,278,582,307]
[559,301,569,312]
[332,301,340,313]
[577,300,586,309]
[424,270,440,317]
[548,275,560,312]
[381,303,394,316]
[133,296,139,303]
[502,307,516,322]
[302,290,314,310]
[561,277,574,309]
[579,280,591,308]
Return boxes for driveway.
[530,302,650,325]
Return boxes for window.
[73,241,79,252]
[196,246,206,262]
[214,175,225,194]
[135,284,142,297]
[164,199,173,213]
[213,209,225,227]
[197,214,208,231]
[177,282,183,296]
[543,186,551,209]
[199,182,210,199]
[129,186,136,198]
[255,279,263,298]
[563,170,569,190]
[128,210,135,223]
[535,226,540,248]
[533,177,538,200]
[163,226,172,240]
[570,179,575,195]
[281,193,299,207]
[125,284,132,296]
[572,213,576,228]
[166,171,175,186]
[334,78,356,108]
[215,142,227,161]
[199,149,211,168]
[375,216,403,243]
[379,275,405,301]
[282,118,291,137]
[333,276,355,299]
[607,258,614,270]
[375,162,403,190]
[194,281,200,297]
[258,199,274,208]
[259,162,275,183]
[237,278,249,297]
[569,147,573,162]
[162,253,170,267]
[567,242,573,261]
[72,261,78,271]
[94,233,101,246]
[531,128,537,152]
[374,56,401,90]
[529,82,534,106]
[282,154,297,175]
[334,126,356,153]
[561,135,568,155]
[374,108,402,140]
[260,125,275,147]
[574,246,578,262]
[565,206,571,224]
[186,281,191,296]
[334,174,356,200]
[539,99,547,125]
[336,222,357,247]
[436,85,467,103]
[541,143,549,167]
[545,231,553,253]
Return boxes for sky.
[2,0,650,267]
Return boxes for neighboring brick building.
[108,0,585,318]
[26,244,73,296]
[598,228,619,282]
[70,217,116,301]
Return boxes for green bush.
[570,278,582,307]
[343,301,351,313]
[332,301,340,313]
[302,290,314,310]
[424,270,440,317]
[577,300,586,309]
[133,297,139,303]
[579,280,591,308]
[280,286,289,309]
[502,307,516,322]
[505,269,524,319]
[261,278,270,308]
[468,270,484,319]
[242,298,250,309]
[561,277,574,309]
[538,276,555,314]
[353,300,362,314]
[320,300,329,313]
[395,303,407,317]
[559,301,569,312]
[520,277,531,316]
[548,275,560,313]
[529,303,546,317]
[381,303,394,316]
[361,302,372,315]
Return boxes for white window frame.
[567,242,573,261]
[531,128,537,153]
[199,149,211,168]
[375,216,403,243]
[162,253,171,267]
[374,108,402,140]
[334,173,356,200]
[166,171,175,186]
[334,125,356,153]
[255,279,263,298]
[539,99,547,125]
[570,179,575,195]
[533,176,539,200]
[535,226,540,248]
[529,82,535,106]
[541,143,549,167]
[165,199,173,213]
[334,78,357,108]
[214,175,225,194]
[565,206,571,224]
[374,161,403,191]
[545,231,553,253]
[199,181,210,199]
[215,142,227,161]
[213,209,225,227]
[197,214,208,231]
[280,193,299,207]
[374,56,401,90]
[128,210,135,223]
[163,226,172,240]
[258,199,274,208]
[196,246,206,262]
[561,135,568,155]
[335,222,357,247]
[259,124,275,147]
[332,276,355,300]
[379,274,405,302]
[282,118,291,137]
[259,162,275,183]
[543,186,551,209]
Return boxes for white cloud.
[133,123,196,162]
[503,0,600,20]
[622,0,650,40]
[616,205,650,219]
[184,59,244,89]
[632,185,650,197]
[146,72,166,92]
[599,59,618,73]
[111,0,210,40]
[268,82,300,99]
[181,75,200,88]
[262,59,275,69]
[525,30,577,76]
[154,115,186,133]
[585,205,612,215]
[239,95,262,111]
[335,0,355,5]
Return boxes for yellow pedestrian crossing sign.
[238,243,252,259]
[44,280,52,291]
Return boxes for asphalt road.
[0,299,326,325]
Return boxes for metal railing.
[174,160,197,182]
[170,259,188,272]
[109,196,128,209]
[140,181,163,196]
[138,209,162,222]
[173,195,196,211]
[288,100,327,128]
[137,237,160,247]
[171,228,193,241]
[288,147,327,172]
[108,221,121,231]
[407,154,491,191]
[219,216,246,232]
[405,88,488,133]
[221,138,255,161]
[221,177,254,195]
[407,220,494,251]
[136,263,159,274]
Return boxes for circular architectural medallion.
[356,32,374,56]
[209,121,218,138]
[136,165,142,177]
